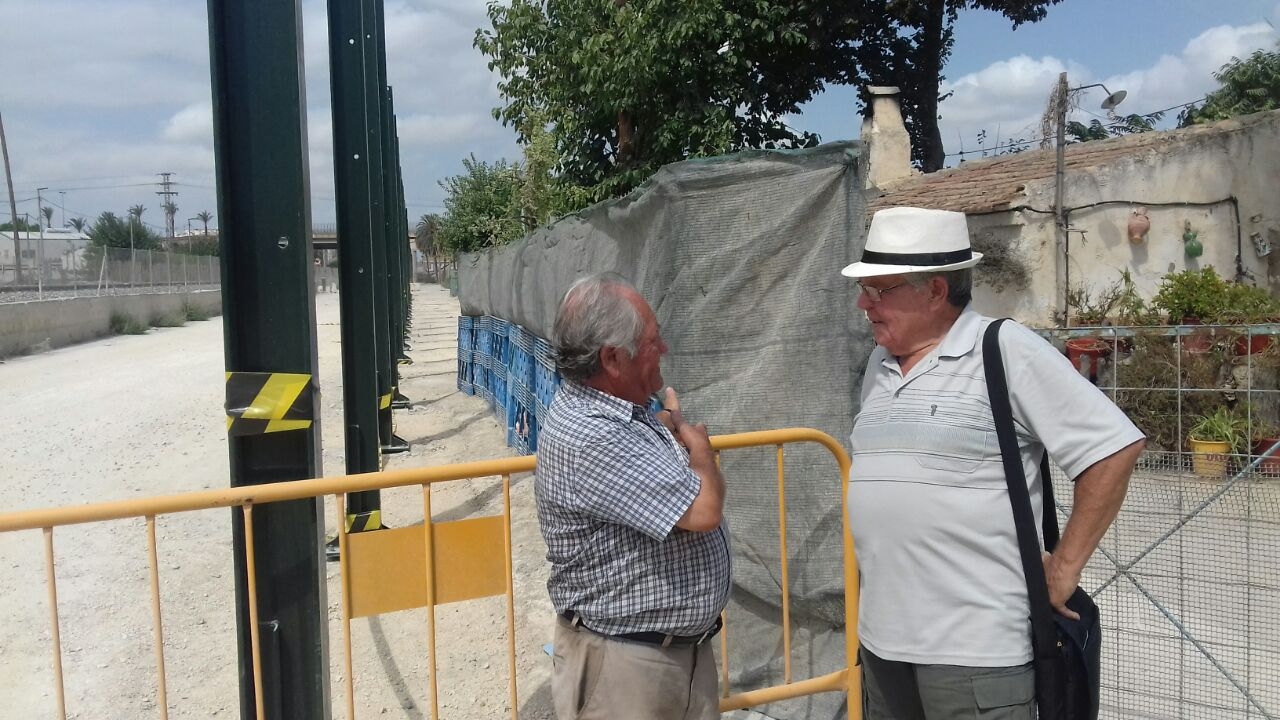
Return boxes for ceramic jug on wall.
[1128,207,1150,244]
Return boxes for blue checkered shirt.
[535,381,732,636]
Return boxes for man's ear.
[598,346,625,379]
[929,276,950,305]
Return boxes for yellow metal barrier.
[0,427,857,719]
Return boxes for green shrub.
[182,301,211,322]
[1152,268,1229,322]
[109,312,148,335]
[149,312,186,328]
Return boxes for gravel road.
[0,283,555,719]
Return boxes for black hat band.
[858,248,972,266]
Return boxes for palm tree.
[127,205,144,285]
[68,217,88,233]
[415,214,441,281]
[196,210,213,236]
[41,206,53,228]
[162,201,178,241]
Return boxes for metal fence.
[1040,324,1280,719]
[1,247,348,300]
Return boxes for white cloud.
[162,104,213,144]
[938,20,1278,162]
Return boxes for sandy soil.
[0,283,555,719]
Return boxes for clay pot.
[1065,338,1112,383]
[1252,437,1280,475]
[1127,207,1150,244]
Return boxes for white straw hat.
[841,207,982,279]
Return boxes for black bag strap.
[983,319,1060,660]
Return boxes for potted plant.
[1187,406,1247,477]
[1153,268,1230,354]
[1249,418,1280,475]
[1064,281,1123,378]
[1217,282,1280,355]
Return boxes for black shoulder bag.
[983,319,1102,720]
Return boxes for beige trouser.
[551,616,720,720]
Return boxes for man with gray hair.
[535,272,730,720]
[842,207,1144,720]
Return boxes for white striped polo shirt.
[848,308,1143,666]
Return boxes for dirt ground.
[0,283,556,719]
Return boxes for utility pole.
[36,187,47,294]
[156,172,179,244]
[1053,71,1068,323]
[59,190,65,227]
[0,109,22,285]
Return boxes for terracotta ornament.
[1127,207,1150,244]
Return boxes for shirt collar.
[562,380,645,422]
[936,305,983,359]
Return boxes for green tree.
[88,210,162,250]
[477,0,826,196]
[477,0,1063,194]
[433,155,525,253]
[41,206,53,228]
[196,210,213,235]
[68,217,88,233]
[414,214,440,256]
[0,218,38,232]
[850,1,1064,171]
[1179,41,1280,126]
[1066,110,1164,143]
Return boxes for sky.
[1,0,1277,234]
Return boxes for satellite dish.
[1101,90,1128,111]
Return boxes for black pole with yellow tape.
[327,0,384,546]
[208,0,328,714]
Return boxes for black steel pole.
[205,0,329,717]
[357,0,399,455]
[327,0,382,503]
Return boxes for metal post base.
[380,433,410,454]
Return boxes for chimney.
[862,86,915,189]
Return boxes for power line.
[946,96,1209,159]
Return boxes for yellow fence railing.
[0,427,858,719]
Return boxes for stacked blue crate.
[456,316,475,395]
[533,336,561,421]
[475,317,494,403]
[490,318,509,414]
[501,325,538,454]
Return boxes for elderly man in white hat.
[843,207,1144,720]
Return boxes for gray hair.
[552,273,646,382]
[906,268,973,309]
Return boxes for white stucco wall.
[972,111,1280,326]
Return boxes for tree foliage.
[850,0,1063,171]
[87,211,162,250]
[1179,41,1280,127]
[433,156,526,253]
[1066,111,1164,143]
[477,0,1063,193]
[0,218,39,232]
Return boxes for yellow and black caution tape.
[379,391,392,410]
[345,509,382,533]
[225,372,313,436]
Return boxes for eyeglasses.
[856,281,908,303]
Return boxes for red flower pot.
[1065,338,1112,382]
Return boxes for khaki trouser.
[551,616,720,720]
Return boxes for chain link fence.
[1,245,221,300]
[1040,325,1279,719]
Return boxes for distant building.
[0,228,92,283]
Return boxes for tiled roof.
[868,110,1280,215]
